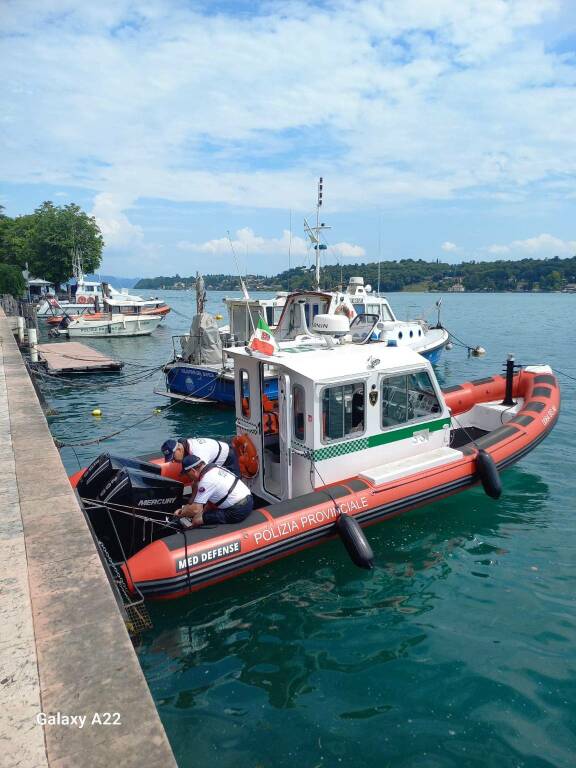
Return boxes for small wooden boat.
[71,317,559,600]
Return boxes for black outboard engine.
[77,453,161,500]
[85,467,184,561]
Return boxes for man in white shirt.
[161,436,240,477]
[175,454,253,527]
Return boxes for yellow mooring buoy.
[92,408,102,417]
[215,313,223,321]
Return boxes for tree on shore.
[0,263,26,297]
[0,202,104,285]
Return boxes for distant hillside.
[86,274,141,288]
[134,255,576,293]
[135,273,275,291]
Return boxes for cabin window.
[265,306,284,326]
[366,303,381,316]
[321,382,365,443]
[230,306,263,343]
[240,369,250,418]
[304,303,322,327]
[381,371,441,428]
[381,304,394,322]
[288,303,297,333]
[293,384,306,441]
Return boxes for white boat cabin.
[274,277,427,350]
[228,334,452,504]
[222,294,288,345]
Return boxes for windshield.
[349,313,380,344]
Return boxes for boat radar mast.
[304,177,330,290]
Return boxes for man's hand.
[175,502,204,527]
[175,506,193,519]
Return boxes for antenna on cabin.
[288,209,292,292]
[304,177,331,291]
[377,217,381,296]
[316,177,322,291]
[227,231,250,301]
[227,231,255,335]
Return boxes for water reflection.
[37,291,574,768]
[140,467,550,713]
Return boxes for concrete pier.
[0,309,177,767]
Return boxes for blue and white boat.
[159,277,448,405]
[157,181,448,406]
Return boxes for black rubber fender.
[476,448,502,499]
[336,512,374,570]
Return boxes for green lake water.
[44,290,575,768]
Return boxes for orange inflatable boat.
[71,365,560,600]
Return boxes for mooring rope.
[53,374,218,448]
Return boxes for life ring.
[77,296,87,304]
[335,302,355,320]
[232,434,259,478]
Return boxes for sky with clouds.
[1,0,575,277]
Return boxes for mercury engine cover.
[86,468,184,561]
[76,453,161,500]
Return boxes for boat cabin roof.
[228,341,428,383]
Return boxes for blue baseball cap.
[182,454,204,472]
[161,438,178,462]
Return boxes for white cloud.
[1,0,575,273]
[485,233,576,258]
[91,193,143,249]
[1,0,574,214]
[441,241,458,252]
[177,227,365,263]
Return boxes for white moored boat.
[37,254,170,318]
[58,313,163,338]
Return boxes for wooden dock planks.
[36,341,124,374]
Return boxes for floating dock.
[0,308,176,767]
[37,341,124,374]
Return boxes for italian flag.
[250,316,278,356]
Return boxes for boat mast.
[304,177,330,291]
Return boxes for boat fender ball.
[336,512,374,570]
[476,448,502,499]
[446,341,453,350]
[92,408,102,417]
[471,346,486,356]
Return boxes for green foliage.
[0,202,104,284]
[1,213,36,269]
[135,255,576,293]
[0,264,26,297]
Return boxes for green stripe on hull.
[314,417,451,462]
